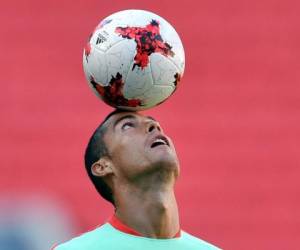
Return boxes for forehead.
[104,111,156,129]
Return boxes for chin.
[151,153,180,175]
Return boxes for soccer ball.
[83,9,185,110]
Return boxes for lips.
[150,135,170,148]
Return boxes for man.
[54,110,221,249]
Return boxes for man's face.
[103,111,179,182]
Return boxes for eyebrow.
[113,114,137,129]
[146,116,157,122]
[113,114,157,129]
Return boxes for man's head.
[84,110,179,206]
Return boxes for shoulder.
[53,223,113,250]
[180,231,222,250]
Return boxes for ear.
[91,157,114,177]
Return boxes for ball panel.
[88,72,143,109]
[105,39,136,83]
[84,46,108,85]
[123,64,153,99]
[142,85,175,108]
[158,22,185,73]
[82,67,103,101]
[114,19,176,71]
[150,53,180,87]
[82,52,104,100]
[113,10,185,73]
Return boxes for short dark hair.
[84,109,127,206]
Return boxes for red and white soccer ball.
[83,9,185,110]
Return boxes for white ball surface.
[83,9,185,110]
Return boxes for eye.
[121,122,134,130]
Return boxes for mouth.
[150,135,170,148]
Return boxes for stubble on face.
[102,112,180,186]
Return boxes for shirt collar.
[108,214,181,238]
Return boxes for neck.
[113,179,180,239]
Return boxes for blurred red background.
[1,0,300,249]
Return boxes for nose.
[146,120,161,133]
